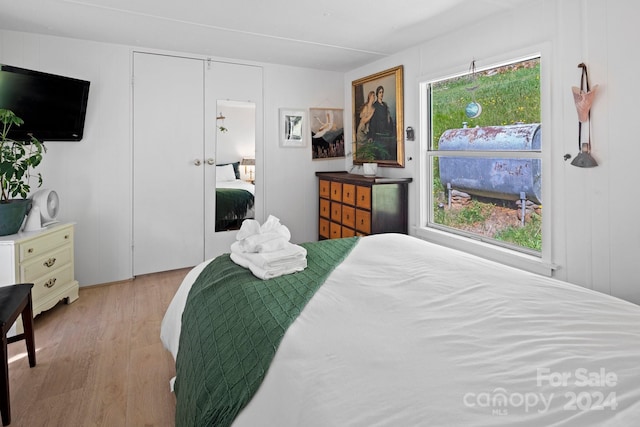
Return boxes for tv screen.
[0,64,90,141]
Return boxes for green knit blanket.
[174,237,360,427]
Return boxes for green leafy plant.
[495,212,542,251]
[355,140,390,162]
[0,109,46,202]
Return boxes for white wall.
[262,64,346,244]
[0,30,344,287]
[344,0,640,304]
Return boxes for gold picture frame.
[352,65,404,167]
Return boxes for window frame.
[416,50,554,276]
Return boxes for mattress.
[161,233,640,426]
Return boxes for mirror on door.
[214,100,256,232]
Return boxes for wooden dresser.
[0,223,79,331]
[316,172,411,239]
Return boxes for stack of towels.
[230,215,307,280]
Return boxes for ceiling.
[0,0,532,72]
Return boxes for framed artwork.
[352,65,404,167]
[309,108,345,160]
[279,108,307,147]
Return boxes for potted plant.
[355,140,389,177]
[0,109,46,236]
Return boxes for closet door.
[133,52,205,275]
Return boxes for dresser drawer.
[21,245,73,282]
[19,226,73,263]
[330,181,342,201]
[356,186,371,210]
[319,198,331,219]
[330,221,341,239]
[342,183,356,206]
[355,209,371,234]
[342,205,355,228]
[341,226,355,238]
[331,202,342,222]
[32,263,74,301]
[319,179,331,199]
[319,218,330,239]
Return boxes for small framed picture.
[310,108,345,160]
[280,108,307,147]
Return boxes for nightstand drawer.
[21,245,73,282]
[32,263,74,301]
[19,226,73,263]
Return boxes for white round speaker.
[23,189,60,231]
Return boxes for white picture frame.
[280,108,307,147]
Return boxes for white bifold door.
[133,52,262,276]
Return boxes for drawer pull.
[28,248,34,253]
[64,234,70,240]
[44,257,57,268]
[44,278,57,288]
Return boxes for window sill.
[412,226,556,277]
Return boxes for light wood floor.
[6,268,189,427]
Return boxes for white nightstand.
[0,223,79,331]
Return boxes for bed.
[161,233,640,426]
[215,163,255,231]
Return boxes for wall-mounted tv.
[0,64,90,141]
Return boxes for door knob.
[194,159,202,166]
[206,158,215,165]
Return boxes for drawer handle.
[44,257,57,268]
[28,248,34,253]
[44,278,57,288]
[64,234,70,240]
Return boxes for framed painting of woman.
[351,65,404,167]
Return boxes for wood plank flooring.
[6,268,189,427]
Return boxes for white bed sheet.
[161,233,640,426]
[217,179,255,194]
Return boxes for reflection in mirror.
[215,100,256,232]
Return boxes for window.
[423,56,542,255]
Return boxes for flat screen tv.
[0,64,90,141]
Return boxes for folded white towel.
[254,236,289,253]
[230,252,307,280]
[236,219,261,240]
[239,228,291,253]
[231,241,306,269]
[260,215,282,234]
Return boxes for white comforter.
[161,233,640,426]
[217,179,255,194]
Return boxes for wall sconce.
[570,63,598,168]
[241,157,255,182]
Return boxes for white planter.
[362,163,378,177]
